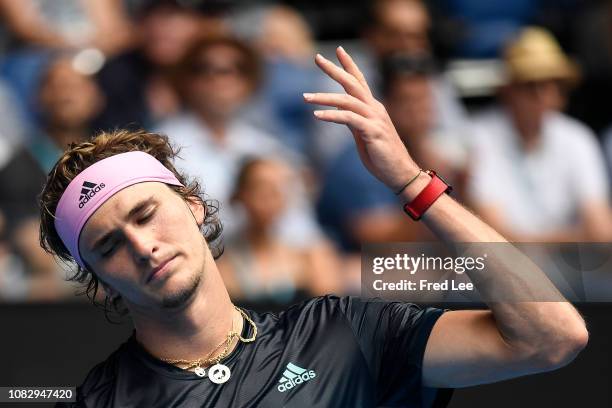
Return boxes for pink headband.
[54,151,184,268]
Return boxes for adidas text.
[277,370,316,392]
[79,183,106,208]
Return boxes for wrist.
[397,171,432,203]
[400,170,453,221]
[389,162,421,192]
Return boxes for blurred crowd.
[0,0,611,306]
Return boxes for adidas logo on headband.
[79,181,106,209]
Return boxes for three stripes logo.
[276,362,316,393]
[78,181,106,209]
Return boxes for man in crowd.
[313,0,467,164]
[156,34,321,248]
[317,53,467,253]
[93,0,224,130]
[0,54,103,300]
[469,27,612,242]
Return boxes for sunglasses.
[190,60,247,78]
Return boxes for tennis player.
[45,47,587,407]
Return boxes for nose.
[124,227,159,265]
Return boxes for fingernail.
[313,110,323,117]
[316,53,325,61]
[303,93,314,100]
[338,46,345,53]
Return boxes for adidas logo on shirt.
[276,362,316,393]
[78,181,106,208]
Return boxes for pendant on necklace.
[208,363,231,384]
[194,366,207,378]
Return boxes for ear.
[186,197,205,227]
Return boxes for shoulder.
[268,295,357,327]
[279,294,373,313]
[275,295,440,329]
[546,113,604,158]
[73,341,129,406]
[468,108,511,147]
[547,112,598,143]
[274,295,346,319]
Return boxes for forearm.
[400,169,587,362]
[0,0,66,48]
[307,47,588,381]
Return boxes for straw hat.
[504,26,580,85]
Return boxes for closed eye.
[137,209,155,225]
[101,241,118,258]
[99,234,125,258]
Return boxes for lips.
[146,255,177,283]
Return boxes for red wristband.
[403,170,452,221]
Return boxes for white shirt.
[155,113,321,246]
[157,113,289,202]
[468,108,610,235]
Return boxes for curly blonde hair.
[39,129,223,317]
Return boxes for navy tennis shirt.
[58,295,452,407]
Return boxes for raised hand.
[304,46,419,192]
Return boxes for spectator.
[0,55,104,227]
[469,27,612,242]
[0,0,132,123]
[35,56,105,168]
[317,53,467,252]
[366,0,431,57]
[382,53,469,192]
[229,5,319,156]
[313,0,468,165]
[218,158,339,306]
[93,0,225,130]
[0,55,104,299]
[156,35,321,247]
[0,0,134,54]
[157,35,268,201]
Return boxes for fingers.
[313,109,368,132]
[335,46,373,97]
[315,53,369,101]
[303,92,370,117]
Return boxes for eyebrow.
[90,196,156,253]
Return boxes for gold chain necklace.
[159,306,257,384]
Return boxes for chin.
[160,269,202,310]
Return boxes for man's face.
[79,182,207,311]
[236,161,289,229]
[368,0,430,56]
[502,80,562,137]
[39,59,103,129]
[186,44,252,121]
[140,6,203,67]
[385,75,434,139]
